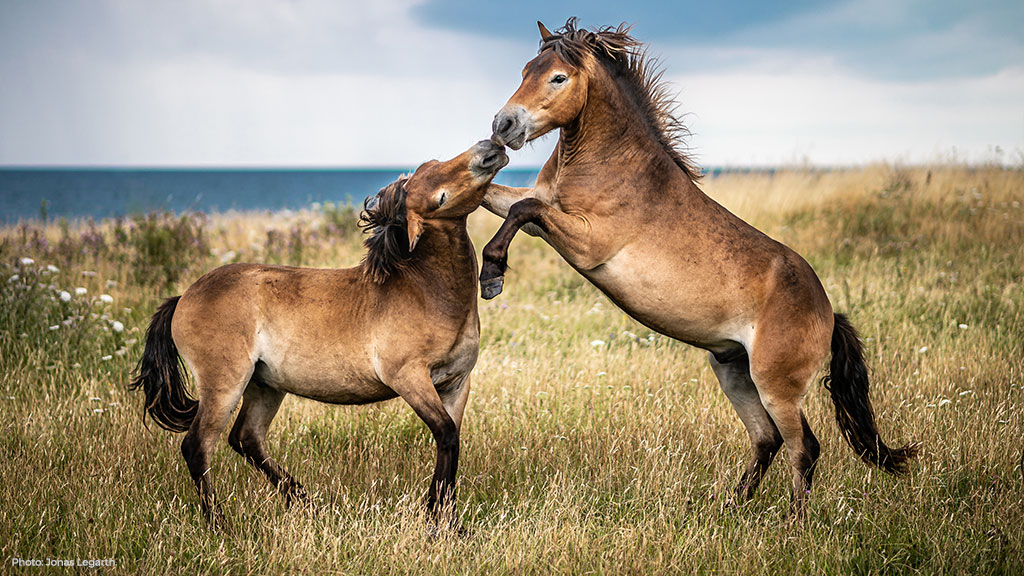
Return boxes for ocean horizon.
[0,167,547,224]
[0,165,786,224]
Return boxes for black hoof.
[480,276,504,300]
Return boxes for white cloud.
[677,55,1024,166]
[1,0,1022,167]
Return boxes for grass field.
[1,164,1022,574]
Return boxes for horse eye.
[551,74,568,84]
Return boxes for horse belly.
[255,352,397,405]
[581,248,755,349]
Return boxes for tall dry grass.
[1,165,1021,574]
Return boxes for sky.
[1,0,1022,168]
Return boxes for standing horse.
[130,140,508,529]
[481,19,917,517]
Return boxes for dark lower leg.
[181,432,223,528]
[229,434,307,506]
[427,433,459,517]
[737,431,784,500]
[479,199,549,298]
[227,385,305,506]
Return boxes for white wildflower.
[105,279,117,288]
[49,325,59,331]
[101,355,112,361]
[111,321,124,333]
[47,264,60,273]
[99,294,114,304]
[590,339,606,348]
[958,323,968,330]
[918,346,928,354]
[59,290,71,302]
[93,408,104,414]
[19,257,34,266]
[75,287,87,296]
[89,396,102,402]
[81,271,97,277]
[937,399,951,407]
[8,274,20,283]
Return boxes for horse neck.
[408,218,478,306]
[559,62,681,178]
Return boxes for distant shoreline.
[3,164,1016,224]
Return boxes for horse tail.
[823,313,919,474]
[129,296,197,433]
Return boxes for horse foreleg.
[389,367,462,528]
[481,183,535,218]
[480,197,607,299]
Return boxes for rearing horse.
[481,19,917,517]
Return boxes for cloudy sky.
[1,0,1022,168]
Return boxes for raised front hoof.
[480,276,505,300]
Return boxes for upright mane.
[541,17,701,181]
[359,178,416,283]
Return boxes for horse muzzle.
[491,106,530,150]
[473,140,509,173]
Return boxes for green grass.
[1,165,1022,574]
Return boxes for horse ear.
[406,213,424,252]
[538,21,554,40]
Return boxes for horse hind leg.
[227,379,307,507]
[709,352,784,502]
[179,361,253,529]
[750,368,822,521]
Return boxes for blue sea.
[0,168,541,223]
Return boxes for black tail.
[129,296,197,433]
[823,313,919,474]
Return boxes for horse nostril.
[497,117,514,137]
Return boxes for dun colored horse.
[131,140,508,528]
[482,19,918,517]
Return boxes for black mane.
[541,18,701,181]
[359,178,416,283]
